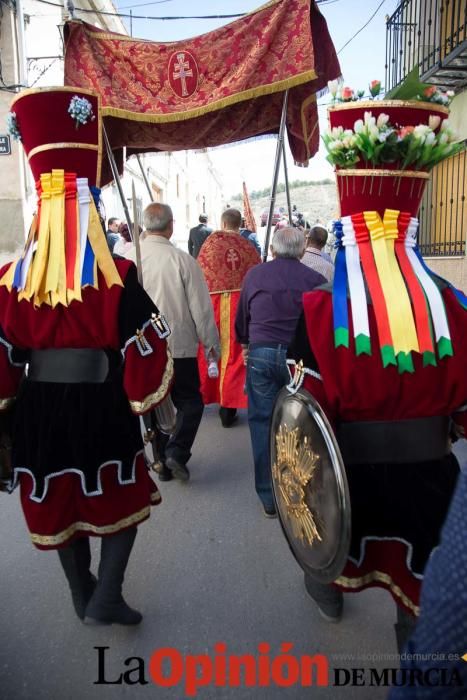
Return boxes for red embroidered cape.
[197,231,260,408]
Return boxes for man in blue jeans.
[235,228,326,517]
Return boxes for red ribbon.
[352,213,393,351]
[394,212,434,355]
[64,173,78,290]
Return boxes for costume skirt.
[335,453,459,615]
[11,377,160,550]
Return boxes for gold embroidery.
[300,94,317,160]
[129,348,174,414]
[219,293,231,405]
[336,571,420,615]
[30,504,155,546]
[272,424,322,546]
[100,71,317,125]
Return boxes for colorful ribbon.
[404,218,453,359]
[352,213,396,367]
[332,220,349,348]
[342,216,370,355]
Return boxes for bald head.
[271,227,306,259]
[143,203,173,238]
[221,208,242,232]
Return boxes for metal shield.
[270,385,351,583]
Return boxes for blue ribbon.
[89,186,101,211]
[12,258,23,289]
[81,238,95,286]
[332,220,349,345]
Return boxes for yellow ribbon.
[364,210,419,355]
[86,200,123,291]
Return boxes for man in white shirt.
[127,203,220,482]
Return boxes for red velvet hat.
[10,87,102,186]
[328,100,449,217]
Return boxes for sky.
[112,0,400,198]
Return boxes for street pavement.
[1,406,466,700]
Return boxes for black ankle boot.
[57,537,96,620]
[84,527,142,626]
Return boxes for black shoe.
[84,598,142,626]
[166,457,190,482]
[83,527,142,626]
[219,407,238,428]
[58,538,97,620]
[263,504,277,518]
[157,464,173,482]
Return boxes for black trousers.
[156,357,204,466]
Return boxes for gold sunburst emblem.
[272,424,322,546]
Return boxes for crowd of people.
[1,88,465,698]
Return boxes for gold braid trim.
[129,347,174,414]
[30,504,156,547]
[219,293,231,405]
[336,570,420,616]
[336,169,430,179]
[329,100,449,115]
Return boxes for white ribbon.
[77,178,90,278]
[342,215,370,343]
[18,239,35,290]
[404,217,451,343]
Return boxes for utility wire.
[35,0,245,20]
[337,0,387,54]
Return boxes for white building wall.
[1,1,224,258]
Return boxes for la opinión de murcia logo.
[94,645,466,695]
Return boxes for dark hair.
[108,217,119,227]
[307,225,328,249]
[118,222,142,242]
[199,214,208,223]
[221,208,242,230]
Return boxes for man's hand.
[241,344,249,366]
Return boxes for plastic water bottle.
[207,350,219,379]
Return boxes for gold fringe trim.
[129,347,174,414]
[28,143,99,161]
[100,70,317,125]
[329,100,449,115]
[336,169,430,179]
[0,397,15,410]
[336,570,420,615]
[219,292,231,405]
[210,288,241,295]
[30,504,154,546]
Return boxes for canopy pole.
[131,180,144,285]
[102,125,133,234]
[136,154,155,202]
[262,89,289,262]
[282,141,293,224]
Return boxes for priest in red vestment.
[197,208,260,426]
[0,88,173,626]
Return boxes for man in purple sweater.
[235,227,326,517]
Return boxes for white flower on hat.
[376,113,390,128]
[428,115,441,130]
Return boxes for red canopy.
[64,0,340,184]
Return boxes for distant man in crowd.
[188,214,212,258]
[198,208,260,428]
[127,203,220,482]
[240,217,261,256]
[235,227,326,517]
[106,216,121,254]
[301,225,335,282]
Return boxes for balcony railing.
[418,141,466,256]
[386,0,467,92]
